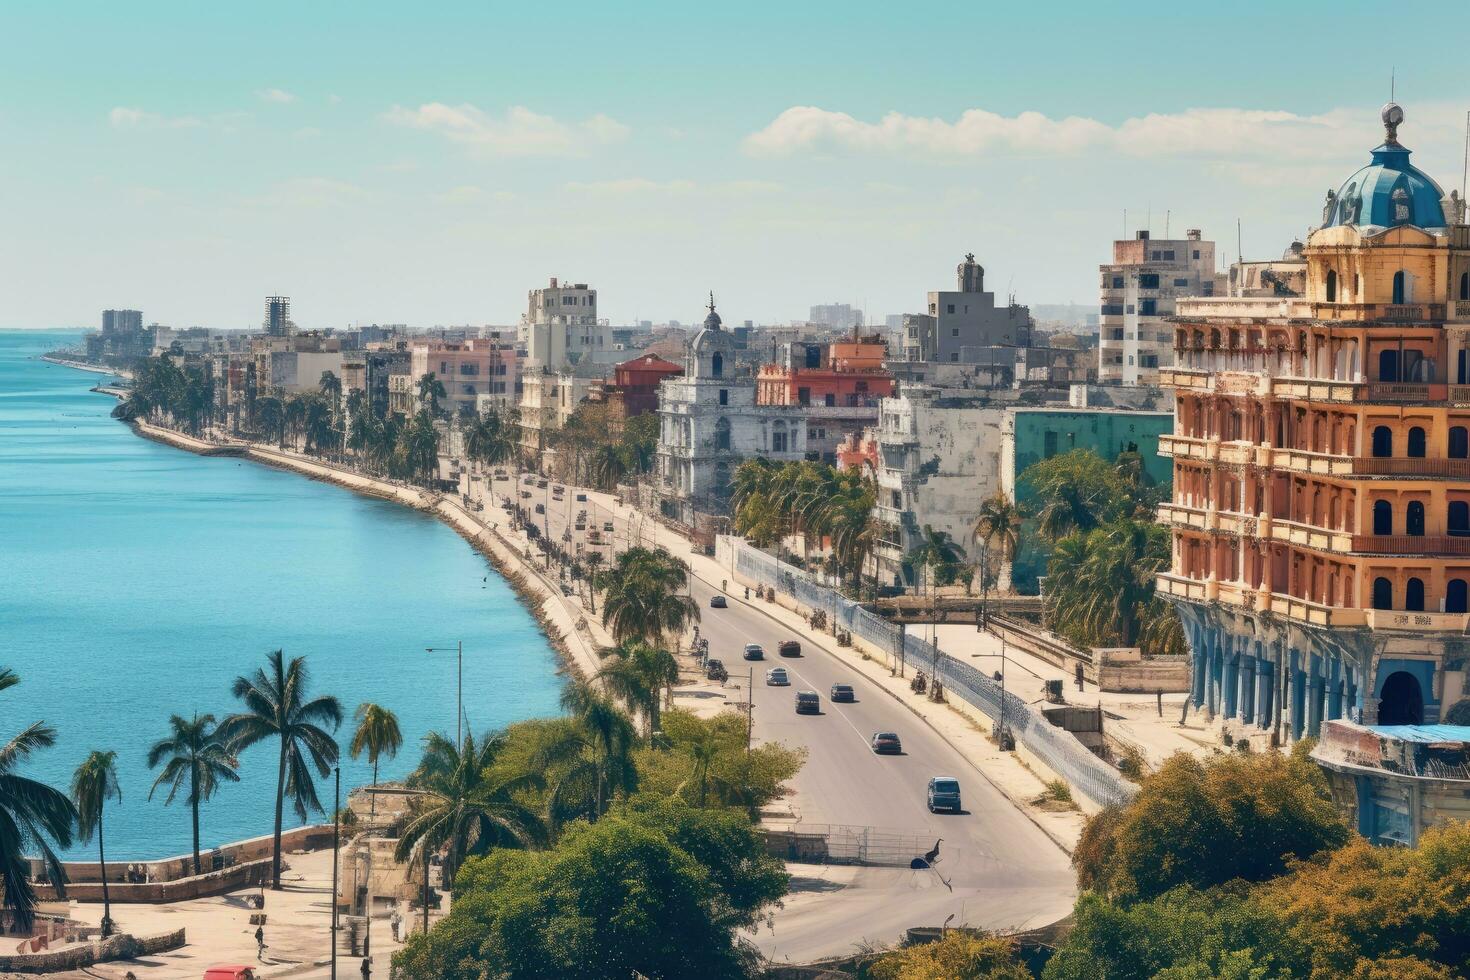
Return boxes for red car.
[204,968,258,980]
[870,732,903,754]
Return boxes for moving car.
[927,776,963,813]
[536,479,548,488]
[710,595,727,608]
[778,640,801,657]
[794,690,821,714]
[705,658,727,681]
[604,521,615,532]
[870,732,903,754]
[576,493,587,502]
[534,503,545,513]
[743,643,765,660]
[830,683,855,702]
[766,667,790,686]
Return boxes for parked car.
[553,484,564,493]
[710,595,727,608]
[766,667,790,686]
[830,683,855,702]
[204,968,258,980]
[603,521,615,532]
[794,690,821,714]
[536,479,548,488]
[576,493,587,502]
[743,643,765,660]
[870,732,903,754]
[705,658,727,681]
[927,776,962,813]
[534,503,545,514]
[520,490,532,499]
[778,640,801,657]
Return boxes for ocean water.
[0,330,563,860]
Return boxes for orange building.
[756,337,894,463]
[1158,104,1470,742]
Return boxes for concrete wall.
[0,928,185,973]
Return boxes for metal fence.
[727,539,1137,809]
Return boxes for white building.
[1097,229,1221,385]
[655,298,808,525]
[901,253,1032,363]
[520,277,607,368]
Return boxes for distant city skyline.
[4,0,1470,329]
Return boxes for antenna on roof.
[1165,209,1170,238]
[1462,109,1469,222]
[1237,218,1243,266]
[1391,66,1396,102]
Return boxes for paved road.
[476,472,1076,960]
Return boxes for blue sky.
[3,1,1468,329]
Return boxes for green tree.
[869,930,1031,980]
[349,703,402,819]
[417,372,447,417]
[147,712,240,876]
[595,642,681,739]
[71,750,122,936]
[973,491,1022,592]
[397,730,546,892]
[906,524,964,590]
[255,396,286,447]
[535,682,639,827]
[596,547,699,646]
[635,710,804,817]
[1074,750,1347,902]
[0,669,76,933]
[1020,448,1133,543]
[219,650,343,889]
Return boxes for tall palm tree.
[147,713,240,877]
[535,683,638,829]
[597,548,699,646]
[255,397,286,448]
[71,751,121,936]
[219,650,342,889]
[906,525,963,591]
[595,643,681,739]
[675,730,739,809]
[349,703,402,819]
[0,669,76,933]
[973,491,1022,593]
[396,730,545,892]
[417,373,446,417]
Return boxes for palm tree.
[675,730,739,808]
[349,703,402,819]
[973,491,1022,593]
[0,669,77,933]
[535,682,638,828]
[396,730,545,891]
[595,643,681,739]
[590,443,628,491]
[147,713,240,877]
[906,525,963,591]
[71,751,121,936]
[597,548,699,646]
[417,373,446,417]
[255,397,286,448]
[219,650,343,889]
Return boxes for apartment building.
[1098,229,1221,385]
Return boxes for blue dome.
[1322,109,1446,232]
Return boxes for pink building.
[409,337,519,416]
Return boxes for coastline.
[40,353,130,377]
[113,407,605,682]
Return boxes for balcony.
[1364,609,1470,632]
[1269,518,1352,553]
[1157,503,1210,531]
[1354,456,1470,479]
[1456,300,1470,321]
[1159,572,1470,632]
[1365,382,1447,401]
[1158,434,1216,461]
[1350,534,1470,556]
[1157,367,1211,390]
[1313,302,1446,323]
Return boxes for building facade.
[900,253,1033,362]
[755,337,894,463]
[808,303,864,330]
[265,296,292,337]
[1158,105,1470,744]
[656,298,808,524]
[410,338,518,417]
[1098,230,1220,385]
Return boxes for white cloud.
[109,106,202,130]
[563,178,695,196]
[743,104,1415,162]
[384,103,630,156]
[257,88,297,104]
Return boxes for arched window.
[1408,426,1426,457]
[1461,271,1470,301]
[1379,671,1424,725]
[1325,269,1337,302]
[1406,577,1425,611]
[1371,425,1393,458]
[1393,270,1406,304]
[710,352,723,378]
[1407,501,1425,536]
[714,417,731,451]
[1452,501,1470,536]
[1373,499,1393,535]
[1449,579,1469,614]
[1379,349,1399,383]
[1451,426,1468,459]
[1372,576,1393,609]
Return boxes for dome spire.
[1382,102,1404,147]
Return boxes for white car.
[766,667,790,686]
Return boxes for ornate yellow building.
[1159,104,1470,740]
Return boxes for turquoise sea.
[0,330,563,859]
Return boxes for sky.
[3,0,1470,330]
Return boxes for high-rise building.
[101,309,143,336]
[1157,105,1470,762]
[1098,230,1221,385]
[900,253,1032,362]
[808,303,864,331]
[265,296,292,337]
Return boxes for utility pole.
[999,634,1010,751]
[425,642,464,748]
[422,846,430,936]
[331,766,340,980]
[746,668,755,752]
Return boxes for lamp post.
[330,766,340,979]
[425,642,463,748]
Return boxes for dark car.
[705,659,727,681]
[870,732,903,754]
[710,595,727,608]
[794,690,821,715]
[927,776,962,813]
[830,684,855,703]
[778,640,801,657]
[576,493,587,502]
[743,643,765,660]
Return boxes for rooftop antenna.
[1391,66,1395,103]
[1461,109,1469,221]
[1146,203,1152,236]
[1123,209,1127,239]
[1237,218,1243,266]
[1165,209,1170,239]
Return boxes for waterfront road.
[476,474,1076,961]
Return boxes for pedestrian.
[361,954,372,978]
[390,907,402,942]
[255,924,266,961]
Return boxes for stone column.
[1223,641,1239,719]
[1240,656,1256,725]
[1256,657,1273,729]
[1306,656,1324,738]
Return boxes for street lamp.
[425,641,464,748]
[331,766,340,979]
